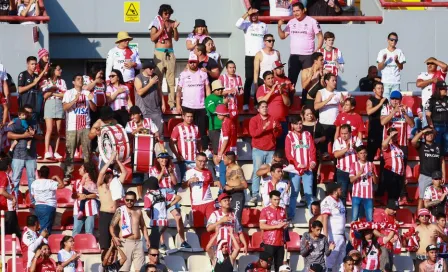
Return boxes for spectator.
[0,62,9,123]
[182,152,216,227]
[57,236,81,272]
[340,256,355,272]
[72,163,98,237]
[101,240,127,272]
[349,146,378,221]
[62,74,96,182]
[207,231,240,272]
[411,127,444,210]
[260,163,290,208]
[254,34,281,88]
[219,60,243,125]
[29,244,58,272]
[334,97,366,140]
[377,32,406,100]
[0,153,20,238]
[17,0,40,25]
[245,251,273,271]
[148,4,179,112]
[419,244,446,272]
[169,109,200,181]
[423,171,447,222]
[321,183,346,271]
[106,32,141,104]
[307,0,342,17]
[278,2,323,87]
[317,32,344,76]
[269,0,292,16]
[0,0,16,17]
[272,61,295,103]
[186,19,210,51]
[235,7,268,111]
[300,220,334,270]
[195,43,221,83]
[436,214,448,254]
[215,105,237,189]
[381,199,400,224]
[260,190,288,272]
[106,69,132,127]
[134,60,165,134]
[21,215,49,269]
[36,48,49,75]
[139,248,168,272]
[426,81,448,155]
[205,80,225,160]
[381,128,405,202]
[176,53,210,150]
[285,115,316,218]
[359,66,381,92]
[309,264,324,272]
[301,52,324,109]
[309,200,322,229]
[203,37,222,69]
[7,107,32,156]
[366,82,387,162]
[31,165,64,233]
[248,101,282,204]
[347,250,362,272]
[109,191,150,272]
[40,64,66,160]
[6,72,16,94]
[333,124,363,206]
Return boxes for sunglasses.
[125,199,135,203]
[389,38,398,42]
[149,253,159,257]
[427,62,435,66]
[109,75,117,78]
[265,39,275,43]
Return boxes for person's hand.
[305,240,311,250]
[422,127,433,134]
[278,19,285,27]
[374,77,381,82]
[219,214,231,224]
[394,55,399,62]
[41,229,49,238]
[149,75,159,86]
[56,265,63,272]
[390,130,399,137]
[11,196,16,209]
[242,245,248,254]
[33,77,40,85]
[329,241,336,250]
[95,127,101,136]
[35,248,42,258]
[248,8,259,15]
[161,101,166,113]
[328,0,335,8]
[327,93,336,102]
[44,62,50,72]
[176,105,183,115]
[273,121,277,129]
[200,67,208,73]
[310,162,316,170]
[87,93,94,101]
[112,236,122,247]
[161,164,167,173]
[400,105,406,114]
[173,20,180,28]
[176,154,184,162]
[311,71,321,80]
[380,97,387,105]
[123,62,136,69]
[425,57,437,64]
[188,176,199,184]
[78,194,86,200]
[146,240,151,250]
[263,121,271,130]
[116,87,126,94]
[74,91,81,101]
[297,164,306,169]
[432,77,439,83]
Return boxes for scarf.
[350,221,401,254]
[216,240,228,264]
[150,15,169,43]
[119,206,132,238]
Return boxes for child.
[75,163,99,219]
[57,236,81,272]
[7,107,32,156]
[317,31,345,76]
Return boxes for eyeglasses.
[109,75,117,78]
[427,63,435,66]
[149,253,159,257]
[125,199,135,203]
[389,38,398,42]
[265,39,275,43]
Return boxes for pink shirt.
[106,85,130,111]
[178,69,209,109]
[284,16,321,55]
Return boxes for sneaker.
[243,104,249,111]
[77,211,84,220]
[159,244,167,251]
[204,149,213,160]
[180,241,191,249]
[248,196,258,205]
[54,152,63,159]
[171,107,178,114]
[44,152,53,159]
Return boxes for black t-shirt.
[17,70,39,112]
[199,56,219,84]
[303,123,324,140]
[425,96,448,124]
[214,258,233,272]
[368,96,387,135]
[419,142,442,176]
[0,0,10,16]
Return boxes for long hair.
[89,64,104,80]
[110,69,125,85]
[83,163,98,184]
[38,58,48,72]
[47,64,61,80]
[431,87,446,101]
[155,157,173,172]
[60,235,73,250]
[192,27,209,36]
[361,230,382,257]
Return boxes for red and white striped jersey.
[0,171,16,211]
[349,161,377,199]
[171,123,200,162]
[423,185,448,221]
[285,130,316,172]
[359,238,385,270]
[383,143,405,175]
[148,165,177,189]
[40,78,67,99]
[260,178,290,208]
[333,136,363,172]
[185,168,214,205]
[62,88,95,131]
[207,209,242,250]
[22,227,48,268]
[106,85,130,111]
[317,47,344,76]
[125,118,159,134]
[381,104,413,147]
[83,75,107,107]
[219,74,243,121]
[144,189,175,227]
[219,118,237,155]
[437,227,448,253]
[72,179,98,217]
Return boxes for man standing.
[366,82,387,162]
[205,80,225,162]
[254,34,281,87]
[21,215,49,270]
[382,128,406,202]
[148,4,179,112]
[419,245,447,272]
[219,60,243,125]
[235,7,268,111]
[249,101,282,204]
[0,154,20,238]
[423,171,448,222]
[195,44,221,83]
[278,2,323,87]
[215,105,237,189]
[377,32,406,99]
[359,66,381,92]
[62,74,96,182]
[223,151,248,224]
[321,183,346,272]
[300,220,334,271]
[109,191,150,272]
[259,190,288,272]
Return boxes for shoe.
[248,196,258,205]
[44,152,53,159]
[159,244,167,251]
[54,152,63,159]
[180,241,191,249]
[243,104,249,111]
[204,149,213,160]
[36,155,42,159]
[296,201,306,207]
[171,107,178,114]
[77,211,84,220]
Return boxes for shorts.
[418,174,433,198]
[121,239,145,271]
[99,211,114,249]
[192,201,216,227]
[44,99,64,119]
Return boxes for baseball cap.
[436,81,447,89]
[418,208,431,217]
[432,170,443,180]
[279,265,291,272]
[215,104,229,115]
[309,263,324,272]
[156,151,172,159]
[386,199,399,210]
[272,61,286,70]
[426,244,438,252]
[142,60,156,70]
[188,52,198,62]
[259,251,273,263]
[129,106,142,115]
[390,90,402,100]
[211,80,225,92]
[218,192,231,202]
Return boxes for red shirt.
[256,85,288,122]
[382,143,405,175]
[0,171,15,211]
[219,118,237,155]
[285,131,316,172]
[249,114,282,151]
[170,123,200,161]
[349,161,377,199]
[34,258,57,272]
[259,205,287,246]
[274,75,294,94]
[334,112,366,137]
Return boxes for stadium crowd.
[1,1,448,272]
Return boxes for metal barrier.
[379,0,448,8]
[0,16,50,22]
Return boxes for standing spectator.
[36,48,49,76]
[254,34,281,88]
[57,236,81,272]
[186,19,210,51]
[381,128,405,202]
[215,105,237,189]
[377,32,406,100]
[0,153,20,238]
[148,4,179,112]
[41,64,66,160]
[307,0,342,16]
[235,7,268,111]
[106,69,132,127]
[206,231,240,272]
[169,110,200,181]
[31,166,64,234]
[248,101,282,204]
[205,80,225,160]
[260,164,290,208]
[333,124,363,206]
[411,127,444,210]
[21,215,49,269]
[285,115,317,219]
[0,62,9,124]
[269,0,292,16]
[0,0,16,17]
[359,66,381,92]
[245,251,273,271]
[109,191,150,272]
[219,60,243,125]
[278,2,323,87]
[419,244,447,272]
[349,146,378,222]
[436,214,448,255]
[300,220,334,270]
[423,171,448,222]
[17,0,40,25]
[334,97,366,140]
[366,82,387,162]
[105,32,141,104]
[139,248,168,272]
[203,37,223,69]
[301,52,324,109]
[321,183,346,271]
[62,74,96,182]
[29,244,58,272]
[426,81,448,155]
[259,190,288,272]
[195,44,221,83]
[176,53,210,150]
[101,241,127,272]
[134,60,165,134]
[182,152,216,227]
[317,32,344,76]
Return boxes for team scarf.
[350,221,401,254]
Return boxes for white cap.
[279,265,291,272]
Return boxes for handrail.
[0,16,50,22]
[379,0,448,8]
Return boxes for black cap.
[386,199,399,210]
[309,263,324,272]
[100,106,115,121]
[432,170,443,180]
[145,176,160,191]
[129,106,142,115]
[436,81,447,89]
[156,152,172,159]
[194,19,207,28]
[326,182,341,195]
[426,244,438,252]
[259,251,273,263]
[142,60,156,70]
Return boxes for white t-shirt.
[269,0,292,16]
[57,249,76,272]
[185,168,214,206]
[17,3,37,25]
[376,48,406,84]
[62,88,96,131]
[321,195,346,240]
[31,179,58,207]
[235,19,268,56]
[318,89,343,125]
[419,72,434,107]
[110,177,124,201]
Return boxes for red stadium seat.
[319,164,335,183]
[248,97,257,114]
[249,232,263,252]
[200,231,212,250]
[406,165,417,184]
[24,190,32,208]
[363,120,369,139]
[16,191,27,209]
[326,142,334,160]
[399,186,419,206]
[17,211,32,230]
[9,96,18,116]
[241,208,260,228]
[56,188,75,208]
[354,96,369,115]
[408,144,419,160]
[241,232,254,252]
[59,210,74,230]
[166,118,183,137]
[413,164,420,181]
[45,165,64,180]
[402,96,421,115]
[286,232,301,251]
[7,257,24,272]
[48,234,65,254]
[0,235,22,254]
[241,119,251,137]
[74,233,101,253]
[396,208,415,228]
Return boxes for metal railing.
[0,16,50,22]
[379,0,448,8]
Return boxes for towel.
[216,240,228,264]
[149,16,169,43]
[119,205,132,238]
[110,177,124,201]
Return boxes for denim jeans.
[434,123,448,155]
[382,83,400,101]
[410,117,422,139]
[161,188,179,211]
[276,121,289,150]
[352,197,373,222]
[72,215,95,237]
[11,158,36,202]
[336,169,350,207]
[288,171,314,219]
[35,204,56,234]
[219,160,227,190]
[251,148,274,197]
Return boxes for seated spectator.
[139,248,168,272]
[29,244,57,272]
[340,256,355,272]
[334,97,366,140]
[359,66,381,92]
[106,69,132,127]
[306,0,342,17]
[347,250,362,272]
[57,236,81,271]
[21,215,49,269]
[309,200,322,229]
[206,232,240,272]
[101,240,127,272]
[203,37,222,69]
[317,32,344,76]
[300,220,334,270]
[381,199,400,225]
[186,19,210,51]
[245,251,273,271]
[0,153,20,238]
[18,0,40,25]
[269,0,292,16]
[260,163,290,208]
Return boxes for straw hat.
[115,31,133,43]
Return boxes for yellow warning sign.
[124,2,140,23]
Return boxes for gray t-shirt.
[300,232,331,270]
[135,73,161,116]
